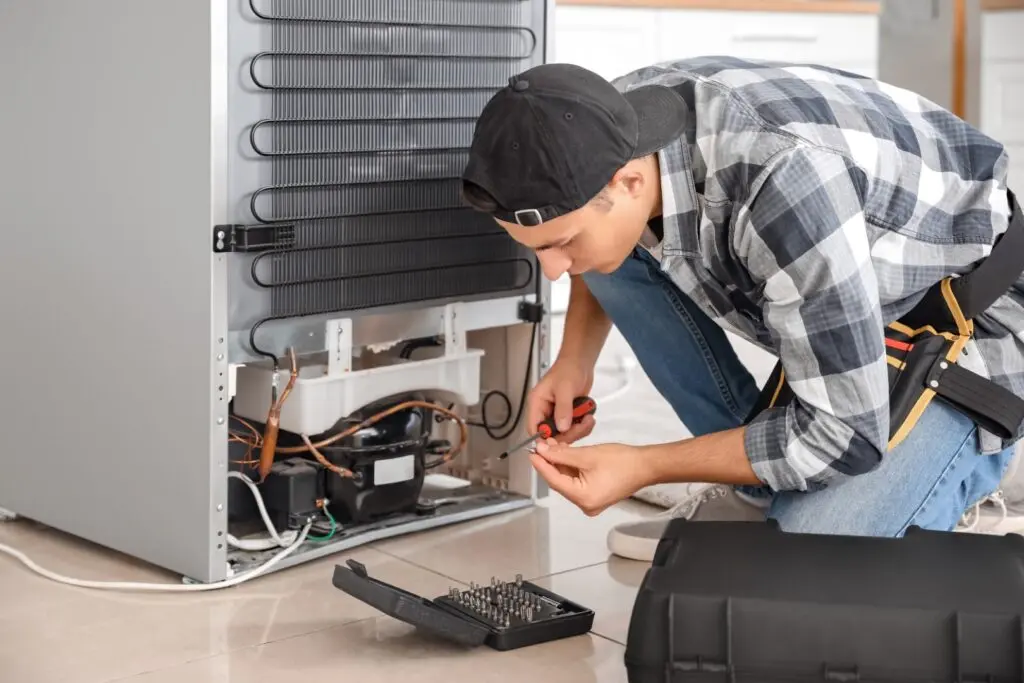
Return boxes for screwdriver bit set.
[333,559,595,650]
[438,575,573,632]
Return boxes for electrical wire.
[248,317,282,373]
[307,506,338,544]
[467,322,537,441]
[0,468,332,591]
[399,337,442,359]
[424,457,452,471]
[225,472,298,549]
[467,390,513,435]
[0,520,312,593]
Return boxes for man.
[461,57,1024,561]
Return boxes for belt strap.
[926,356,1024,439]
[951,190,1024,319]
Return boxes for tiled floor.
[3,316,1023,683]
[0,493,656,683]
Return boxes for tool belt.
[747,190,1024,450]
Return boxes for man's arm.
[734,145,890,492]
[558,275,613,369]
[631,147,888,494]
[641,427,761,486]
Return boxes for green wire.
[306,506,338,544]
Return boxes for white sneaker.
[607,484,741,562]
[956,490,1010,534]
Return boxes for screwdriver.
[498,395,598,459]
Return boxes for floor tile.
[0,519,457,683]
[118,616,628,683]
[372,494,650,583]
[533,558,649,645]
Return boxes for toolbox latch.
[346,558,369,578]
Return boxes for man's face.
[496,163,657,281]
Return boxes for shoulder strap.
[951,190,1024,320]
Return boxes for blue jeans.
[582,247,1016,536]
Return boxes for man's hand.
[526,358,595,443]
[529,439,652,516]
[529,428,762,516]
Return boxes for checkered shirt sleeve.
[739,146,891,492]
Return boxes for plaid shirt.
[612,57,1022,493]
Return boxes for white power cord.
[226,471,298,550]
[0,472,312,592]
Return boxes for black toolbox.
[625,519,1024,682]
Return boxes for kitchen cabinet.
[653,10,878,77]
[981,11,1024,187]
[554,6,879,79]
[553,7,660,81]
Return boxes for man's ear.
[610,162,647,198]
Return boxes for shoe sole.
[606,526,659,563]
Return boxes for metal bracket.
[326,318,353,377]
[442,303,466,356]
[212,223,296,253]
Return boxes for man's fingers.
[529,453,582,503]
[534,440,587,468]
[553,383,576,433]
[554,414,596,444]
[526,393,552,437]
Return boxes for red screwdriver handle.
[536,395,597,439]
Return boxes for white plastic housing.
[232,348,485,435]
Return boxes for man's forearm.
[557,275,613,368]
[640,427,762,487]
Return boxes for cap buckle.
[514,208,543,227]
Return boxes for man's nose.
[536,250,570,281]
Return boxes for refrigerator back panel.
[225,0,546,335]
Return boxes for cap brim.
[624,85,688,158]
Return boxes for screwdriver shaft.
[499,434,540,459]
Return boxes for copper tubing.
[301,434,355,478]
[277,399,468,462]
[257,348,298,482]
[257,415,281,481]
[252,348,468,479]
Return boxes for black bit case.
[332,559,595,651]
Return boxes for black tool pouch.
[747,190,1024,450]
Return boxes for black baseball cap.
[461,63,687,226]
